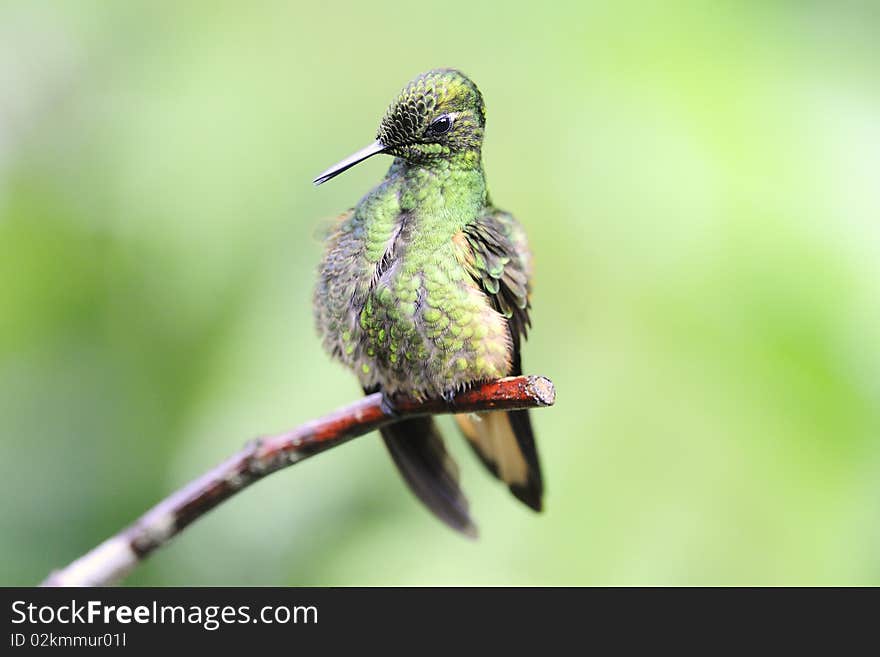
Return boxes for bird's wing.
[456,208,532,341]
[453,208,543,511]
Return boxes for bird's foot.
[380,391,400,417]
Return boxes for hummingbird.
[312,68,542,536]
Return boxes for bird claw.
[380,391,400,417]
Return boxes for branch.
[41,375,556,587]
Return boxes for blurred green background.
[2,0,879,586]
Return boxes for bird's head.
[314,68,486,185]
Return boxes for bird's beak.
[313,140,387,186]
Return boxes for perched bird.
[312,68,542,536]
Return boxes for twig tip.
[528,376,556,407]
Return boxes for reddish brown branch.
[41,375,555,587]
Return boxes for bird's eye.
[428,115,453,135]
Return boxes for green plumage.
[313,69,543,534]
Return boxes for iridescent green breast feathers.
[312,68,543,535]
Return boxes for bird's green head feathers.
[314,68,486,185]
[377,68,486,162]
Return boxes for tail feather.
[505,408,543,511]
[380,417,478,537]
[455,409,543,511]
